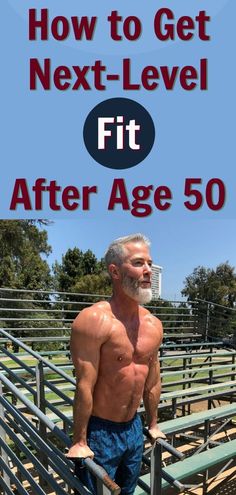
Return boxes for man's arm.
[66,307,108,458]
[143,320,166,440]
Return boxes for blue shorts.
[75,414,143,495]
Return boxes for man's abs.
[91,362,149,422]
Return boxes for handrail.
[142,428,185,493]
[1,396,87,494]
[0,347,74,422]
[0,287,194,304]
[0,373,120,494]
[196,298,236,312]
[143,428,184,460]
[0,328,75,385]
[0,287,111,298]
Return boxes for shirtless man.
[67,234,165,494]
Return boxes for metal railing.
[196,299,236,344]
[0,371,120,495]
[1,288,236,350]
[1,289,236,494]
[0,350,235,493]
[0,331,187,495]
[0,288,200,351]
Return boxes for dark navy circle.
[83,98,155,170]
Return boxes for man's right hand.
[66,443,94,459]
[148,425,166,444]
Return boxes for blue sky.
[2,0,235,300]
[44,217,236,300]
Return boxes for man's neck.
[110,292,140,320]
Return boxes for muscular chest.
[101,323,155,367]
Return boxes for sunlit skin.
[67,241,165,459]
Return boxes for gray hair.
[104,233,151,268]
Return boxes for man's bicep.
[70,324,101,386]
[146,319,163,384]
[156,319,164,347]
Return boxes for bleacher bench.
[135,438,236,493]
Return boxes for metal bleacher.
[1,288,236,494]
[0,287,201,349]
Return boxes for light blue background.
[1,1,235,298]
[1,0,234,220]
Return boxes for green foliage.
[182,262,236,338]
[148,299,193,334]
[53,247,110,295]
[53,248,98,291]
[0,220,52,290]
[0,220,53,349]
[73,272,111,295]
[53,248,111,318]
[181,262,236,307]
[7,304,69,353]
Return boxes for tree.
[0,220,52,290]
[0,220,53,350]
[182,262,236,307]
[52,247,111,317]
[73,273,111,297]
[182,262,236,339]
[53,247,107,293]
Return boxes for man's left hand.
[148,425,166,444]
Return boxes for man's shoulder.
[140,306,162,325]
[140,307,163,338]
[72,301,112,338]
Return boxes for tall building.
[152,264,163,299]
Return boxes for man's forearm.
[143,382,161,428]
[72,383,93,445]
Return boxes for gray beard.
[121,274,152,304]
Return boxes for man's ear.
[108,264,120,280]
